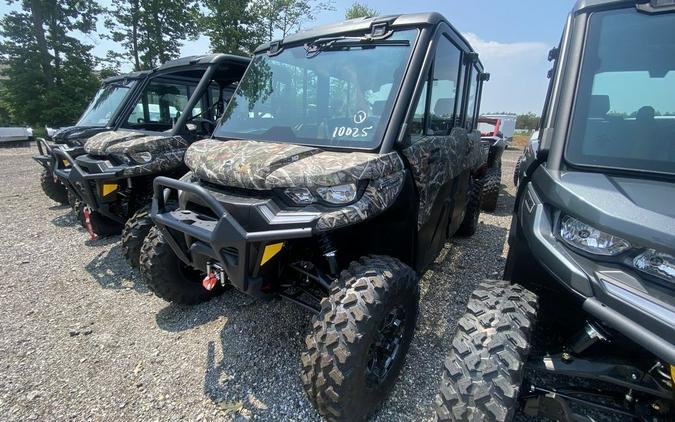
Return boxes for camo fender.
[84,130,144,155]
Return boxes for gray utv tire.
[301,255,419,422]
[140,226,226,304]
[513,156,525,187]
[40,167,68,204]
[435,281,538,422]
[122,205,153,269]
[481,167,501,212]
[457,178,483,237]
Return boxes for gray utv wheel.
[122,205,153,269]
[435,281,538,422]
[140,226,226,304]
[301,255,419,422]
[40,167,68,204]
[481,167,501,212]
[457,178,483,237]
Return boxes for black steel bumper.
[151,176,316,297]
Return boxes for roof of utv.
[101,54,250,85]
[573,0,652,13]
[255,12,482,66]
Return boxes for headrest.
[371,100,386,116]
[636,106,655,122]
[588,95,610,118]
[434,98,454,117]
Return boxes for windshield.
[566,8,675,175]
[213,30,418,149]
[76,80,136,127]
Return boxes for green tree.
[200,0,258,55]
[250,0,334,43]
[105,0,201,70]
[345,1,377,19]
[0,0,102,127]
[516,112,540,131]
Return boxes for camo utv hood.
[185,139,405,190]
[84,130,145,155]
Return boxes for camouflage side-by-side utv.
[54,54,249,268]
[141,13,489,421]
[33,72,151,204]
[476,115,506,211]
[435,1,674,421]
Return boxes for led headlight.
[634,249,675,282]
[128,151,152,164]
[284,187,315,206]
[316,183,357,205]
[560,215,631,256]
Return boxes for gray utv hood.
[185,139,405,190]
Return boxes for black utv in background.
[436,1,674,421]
[33,72,150,204]
[55,54,249,268]
[141,13,488,421]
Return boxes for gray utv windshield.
[566,8,675,175]
[213,30,418,149]
[76,80,136,127]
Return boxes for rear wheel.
[435,281,538,421]
[301,255,419,422]
[140,226,226,304]
[457,177,482,237]
[513,155,525,187]
[122,205,153,269]
[40,167,68,204]
[481,166,501,211]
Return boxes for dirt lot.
[0,145,522,421]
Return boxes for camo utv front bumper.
[151,176,318,297]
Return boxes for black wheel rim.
[365,306,406,388]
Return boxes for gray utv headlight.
[284,187,316,206]
[316,183,357,205]
[128,151,153,164]
[634,250,675,283]
[559,215,631,256]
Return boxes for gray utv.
[141,13,489,421]
[435,1,674,421]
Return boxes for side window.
[408,75,429,142]
[465,65,480,129]
[428,36,462,135]
[124,81,191,129]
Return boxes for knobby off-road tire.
[457,178,483,237]
[301,255,419,422]
[122,205,153,269]
[140,226,226,305]
[435,281,538,422]
[481,167,501,212]
[67,187,80,212]
[40,167,68,204]
[513,155,525,187]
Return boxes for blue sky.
[0,0,577,114]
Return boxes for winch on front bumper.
[151,176,318,297]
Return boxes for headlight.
[128,151,152,164]
[284,187,315,206]
[634,249,675,282]
[316,183,357,205]
[559,215,631,256]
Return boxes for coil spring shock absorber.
[318,234,338,276]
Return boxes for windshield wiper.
[305,36,410,56]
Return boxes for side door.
[400,32,467,271]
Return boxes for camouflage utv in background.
[54,54,249,268]
[141,13,489,421]
[33,72,148,205]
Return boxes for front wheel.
[140,226,226,304]
[434,281,538,421]
[301,255,419,422]
[122,205,153,269]
[40,167,68,204]
[480,167,501,212]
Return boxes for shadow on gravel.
[47,204,70,211]
[51,212,79,227]
[85,242,148,293]
[485,185,516,217]
[155,301,227,332]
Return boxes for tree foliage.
[0,0,102,126]
[200,0,258,55]
[515,112,540,130]
[250,0,334,43]
[345,2,378,20]
[105,0,201,70]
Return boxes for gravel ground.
[0,144,522,421]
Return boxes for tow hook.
[82,206,97,240]
[202,262,224,291]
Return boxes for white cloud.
[463,32,552,114]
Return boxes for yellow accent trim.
[102,183,119,196]
[671,365,675,384]
[261,242,284,266]
[62,159,70,166]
